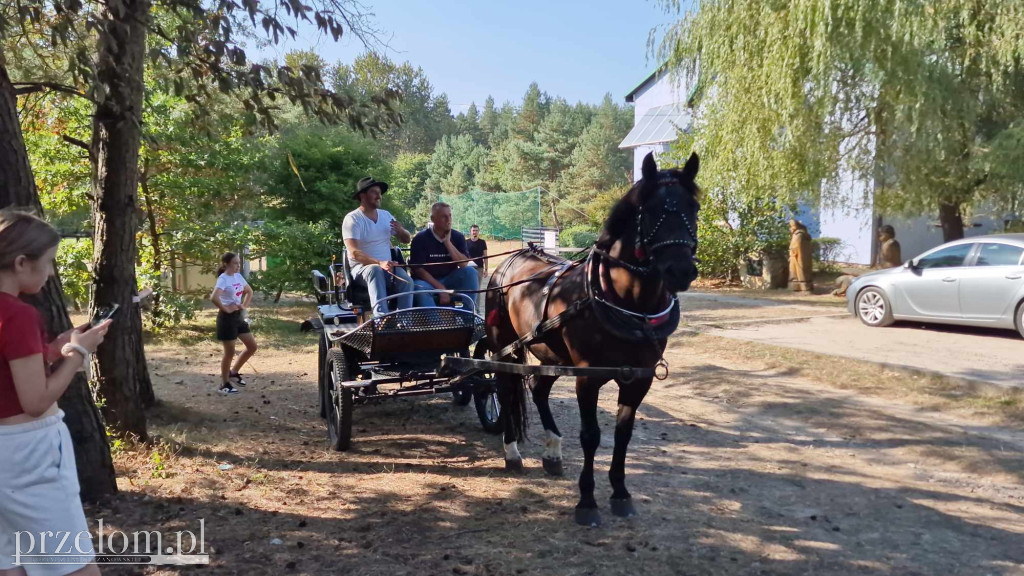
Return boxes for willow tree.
[660,0,1024,241]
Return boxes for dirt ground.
[89,303,1023,576]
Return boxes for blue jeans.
[350,263,414,316]
[412,266,480,311]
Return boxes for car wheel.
[856,287,895,327]
[1016,301,1024,340]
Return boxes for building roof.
[623,65,667,103]
[618,103,692,149]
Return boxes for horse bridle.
[636,175,698,256]
[594,175,698,277]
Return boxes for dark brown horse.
[484,152,701,526]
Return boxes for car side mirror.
[903,259,916,269]
[312,270,330,304]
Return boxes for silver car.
[847,234,1024,338]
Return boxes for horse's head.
[598,151,701,293]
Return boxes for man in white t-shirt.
[342,177,415,315]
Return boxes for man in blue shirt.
[409,202,480,308]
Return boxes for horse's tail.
[506,366,529,443]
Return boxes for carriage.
[309,152,700,526]
[310,247,501,450]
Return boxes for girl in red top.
[0,210,110,576]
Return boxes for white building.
[619,67,1003,265]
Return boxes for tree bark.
[90,0,152,439]
[0,56,117,501]
[938,202,965,242]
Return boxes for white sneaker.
[218,383,240,395]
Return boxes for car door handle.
[942,277,957,283]
[1007,274,1023,280]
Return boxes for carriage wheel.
[473,383,502,435]
[317,335,328,419]
[326,348,356,451]
[450,349,473,406]
[470,340,501,434]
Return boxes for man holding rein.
[409,202,479,307]
[342,177,415,316]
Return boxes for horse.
[484,151,701,526]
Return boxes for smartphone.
[91,303,120,327]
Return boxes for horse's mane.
[595,181,645,250]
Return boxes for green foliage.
[559,224,599,249]
[389,152,431,230]
[812,237,845,272]
[440,190,541,240]
[265,124,390,225]
[249,219,336,297]
[56,238,91,311]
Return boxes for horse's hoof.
[505,458,524,473]
[541,457,563,476]
[610,497,637,518]
[574,507,602,527]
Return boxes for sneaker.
[229,372,247,387]
[218,383,240,395]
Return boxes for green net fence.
[439,189,543,240]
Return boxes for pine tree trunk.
[938,202,965,242]
[0,56,117,501]
[90,0,152,439]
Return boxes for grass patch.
[148,301,316,351]
[688,333,1024,427]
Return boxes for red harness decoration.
[486,308,501,328]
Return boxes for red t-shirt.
[0,293,47,418]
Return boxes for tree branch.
[60,134,96,162]
[12,82,92,101]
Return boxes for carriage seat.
[341,247,407,309]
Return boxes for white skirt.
[0,410,95,575]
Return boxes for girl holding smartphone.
[0,209,110,576]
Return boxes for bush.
[560,224,599,249]
[249,218,336,300]
[812,237,845,271]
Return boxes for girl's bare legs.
[221,340,236,384]
[232,333,258,375]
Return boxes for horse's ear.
[681,152,699,182]
[641,152,658,183]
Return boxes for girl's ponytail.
[217,252,237,276]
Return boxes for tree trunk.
[0,56,117,501]
[140,160,162,318]
[938,202,965,242]
[90,0,152,439]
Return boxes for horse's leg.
[531,375,563,476]
[608,378,652,518]
[498,370,525,472]
[574,376,605,527]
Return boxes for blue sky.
[258,0,686,114]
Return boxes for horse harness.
[491,244,679,381]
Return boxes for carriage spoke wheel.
[317,335,328,419]
[856,287,894,327]
[326,348,355,451]
[474,384,501,435]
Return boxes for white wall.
[885,211,1003,262]
[630,71,692,181]
[632,143,671,181]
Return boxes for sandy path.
[90,311,1023,576]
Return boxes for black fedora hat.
[354,177,389,199]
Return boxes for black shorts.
[216,311,251,341]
